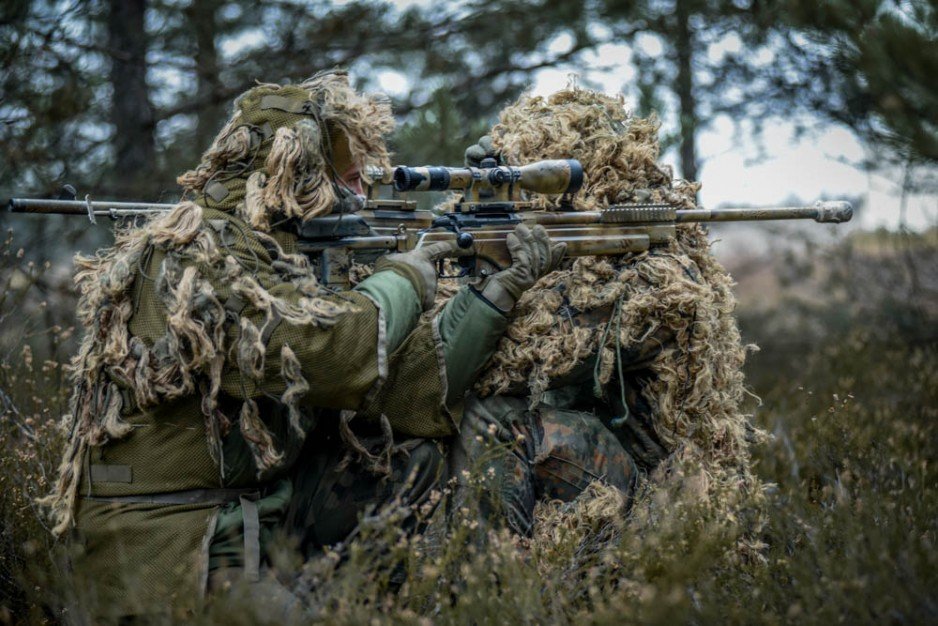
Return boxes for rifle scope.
[393,159,584,196]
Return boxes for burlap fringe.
[177,72,395,230]
[40,202,353,535]
[460,86,768,559]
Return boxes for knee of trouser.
[599,428,639,500]
[399,441,445,493]
[535,407,639,501]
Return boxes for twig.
[0,385,38,444]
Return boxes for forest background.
[0,0,935,623]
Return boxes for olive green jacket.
[70,208,506,619]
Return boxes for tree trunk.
[186,0,224,151]
[674,0,698,183]
[108,0,155,197]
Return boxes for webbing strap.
[249,122,274,146]
[260,309,283,344]
[240,495,261,582]
[82,487,259,506]
[117,386,138,416]
[224,294,246,323]
[260,94,318,115]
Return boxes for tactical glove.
[375,240,466,310]
[464,135,504,168]
[475,224,566,312]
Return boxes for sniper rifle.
[7,159,853,288]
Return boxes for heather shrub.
[0,230,72,623]
[0,226,935,624]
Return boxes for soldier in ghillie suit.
[451,88,767,549]
[40,71,565,620]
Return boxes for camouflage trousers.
[207,427,444,621]
[285,425,445,559]
[450,394,638,536]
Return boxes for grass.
[0,226,935,624]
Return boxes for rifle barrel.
[8,197,853,227]
[297,236,399,254]
[675,201,852,224]
[8,198,173,216]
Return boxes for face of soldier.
[328,127,363,195]
[338,162,364,195]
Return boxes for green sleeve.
[218,284,389,409]
[359,286,508,437]
[436,286,509,406]
[354,269,423,352]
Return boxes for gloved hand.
[475,224,566,312]
[464,135,504,168]
[375,240,466,310]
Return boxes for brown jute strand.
[450,86,768,561]
[176,72,395,229]
[39,200,356,536]
[176,118,253,192]
[262,124,336,222]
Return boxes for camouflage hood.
[489,88,698,211]
[177,70,395,231]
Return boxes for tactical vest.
[70,212,318,617]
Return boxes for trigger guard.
[437,256,474,279]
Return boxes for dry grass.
[1,227,936,624]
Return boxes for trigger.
[458,255,475,277]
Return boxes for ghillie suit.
[453,88,768,564]
[40,72,511,620]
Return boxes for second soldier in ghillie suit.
[450,88,768,562]
[40,71,564,621]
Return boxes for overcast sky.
[371,0,936,232]
[534,65,935,232]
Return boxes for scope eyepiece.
[393,167,416,192]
